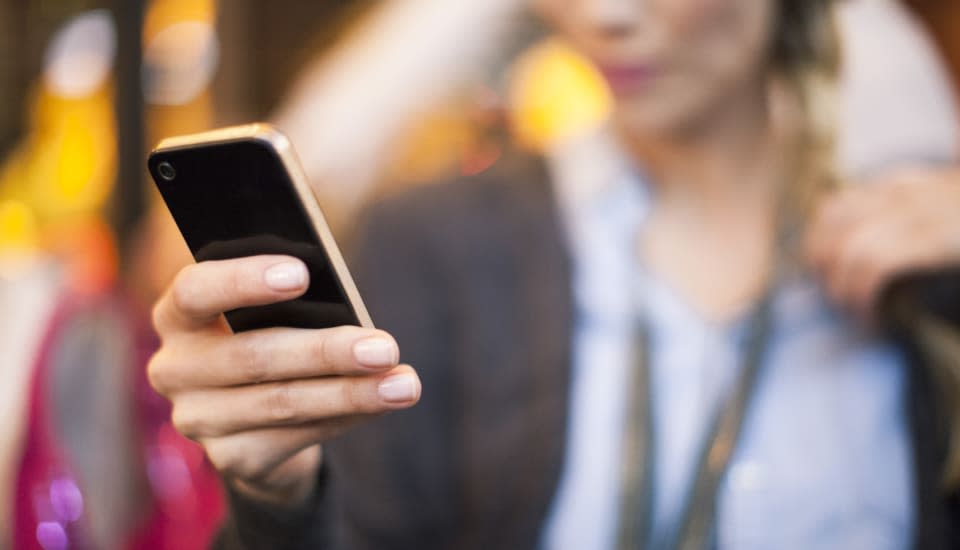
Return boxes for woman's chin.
[613,101,701,140]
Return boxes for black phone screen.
[148,139,360,332]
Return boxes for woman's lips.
[597,63,658,93]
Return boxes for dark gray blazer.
[214,154,960,550]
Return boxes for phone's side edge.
[260,129,377,330]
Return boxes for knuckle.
[265,383,299,423]
[150,300,168,334]
[146,352,172,395]
[311,333,333,369]
[170,404,203,440]
[231,336,269,384]
[208,444,261,481]
[217,458,249,480]
[225,264,253,301]
[171,266,201,317]
[339,379,371,413]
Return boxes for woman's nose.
[579,0,645,38]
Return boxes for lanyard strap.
[616,290,776,550]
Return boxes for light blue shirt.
[539,133,914,549]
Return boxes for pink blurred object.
[13,293,223,550]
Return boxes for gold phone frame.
[152,123,374,329]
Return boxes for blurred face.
[535,0,776,137]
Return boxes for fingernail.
[264,261,307,291]
[378,374,419,403]
[353,337,398,368]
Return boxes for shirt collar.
[547,127,635,208]
[546,126,653,236]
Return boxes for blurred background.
[1,0,958,306]
[0,1,958,549]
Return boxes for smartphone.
[147,123,373,332]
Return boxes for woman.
[147,0,960,548]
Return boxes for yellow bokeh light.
[144,0,216,41]
[0,200,39,250]
[56,116,98,201]
[15,88,118,220]
[509,39,613,152]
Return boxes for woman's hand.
[806,167,960,314]
[148,255,421,505]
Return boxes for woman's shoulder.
[838,0,959,175]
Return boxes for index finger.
[154,255,309,333]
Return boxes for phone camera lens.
[157,161,176,182]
